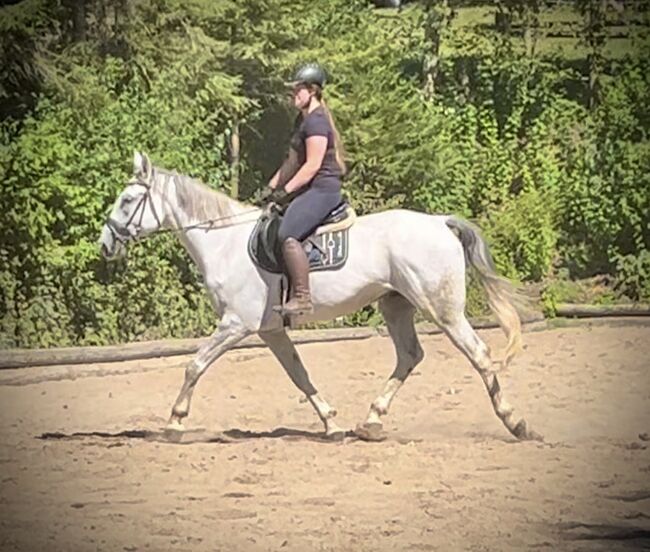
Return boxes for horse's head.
[99,151,165,259]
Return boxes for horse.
[98,151,542,442]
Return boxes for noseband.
[105,179,162,245]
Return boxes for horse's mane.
[152,166,256,225]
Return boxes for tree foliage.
[1,0,648,347]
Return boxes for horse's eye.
[122,196,134,206]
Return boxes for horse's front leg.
[167,316,250,431]
[259,329,345,440]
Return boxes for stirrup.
[273,301,314,316]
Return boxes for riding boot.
[277,237,313,316]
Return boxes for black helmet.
[285,63,327,88]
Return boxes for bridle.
[105,178,162,246]
[105,175,261,248]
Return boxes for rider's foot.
[275,293,314,316]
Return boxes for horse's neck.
[156,172,258,276]
[162,176,249,227]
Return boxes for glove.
[269,188,290,206]
[252,187,273,206]
[253,187,291,205]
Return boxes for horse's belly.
[304,281,390,324]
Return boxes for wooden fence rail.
[0,305,648,371]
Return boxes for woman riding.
[267,62,347,316]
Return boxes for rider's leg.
[279,237,314,315]
[276,184,341,316]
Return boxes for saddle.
[248,201,356,274]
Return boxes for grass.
[375,3,649,60]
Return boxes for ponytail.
[320,99,347,176]
[311,85,347,176]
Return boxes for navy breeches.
[278,183,342,242]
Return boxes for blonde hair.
[311,85,347,176]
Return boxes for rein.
[160,208,262,235]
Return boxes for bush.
[1,0,648,347]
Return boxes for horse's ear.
[133,150,144,174]
[133,150,152,178]
[142,153,152,178]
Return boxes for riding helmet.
[285,63,327,88]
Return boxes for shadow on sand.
[558,521,650,549]
[38,426,359,445]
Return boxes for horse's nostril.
[100,242,109,257]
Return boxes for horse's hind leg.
[439,312,542,441]
[259,329,345,440]
[357,293,424,440]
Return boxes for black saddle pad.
[248,204,350,274]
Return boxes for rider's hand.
[253,187,289,207]
[269,188,290,205]
[252,187,273,206]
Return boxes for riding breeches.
[277,182,342,243]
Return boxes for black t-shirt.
[290,106,342,184]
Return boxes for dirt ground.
[0,321,649,551]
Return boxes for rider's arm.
[269,149,299,189]
[284,135,327,194]
[268,170,281,189]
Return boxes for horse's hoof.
[163,419,185,440]
[513,419,544,442]
[526,429,544,442]
[354,422,387,442]
[325,429,346,442]
[489,360,508,374]
[166,417,185,430]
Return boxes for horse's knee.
[184,361,203,384]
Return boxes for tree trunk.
[495,0,513,34]
[97,0,107,43]
[584,0,607,109]
[422,0,452,100]
[230,118,240,199]
[114,0,129,31]
[71,0,86,42]
[523,1,541,58]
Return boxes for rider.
[268,62,347,316]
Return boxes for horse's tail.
[445,215,523,367]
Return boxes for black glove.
[269,188,290,206]
[252,187,273,206]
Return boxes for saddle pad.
[304,230,349,272]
